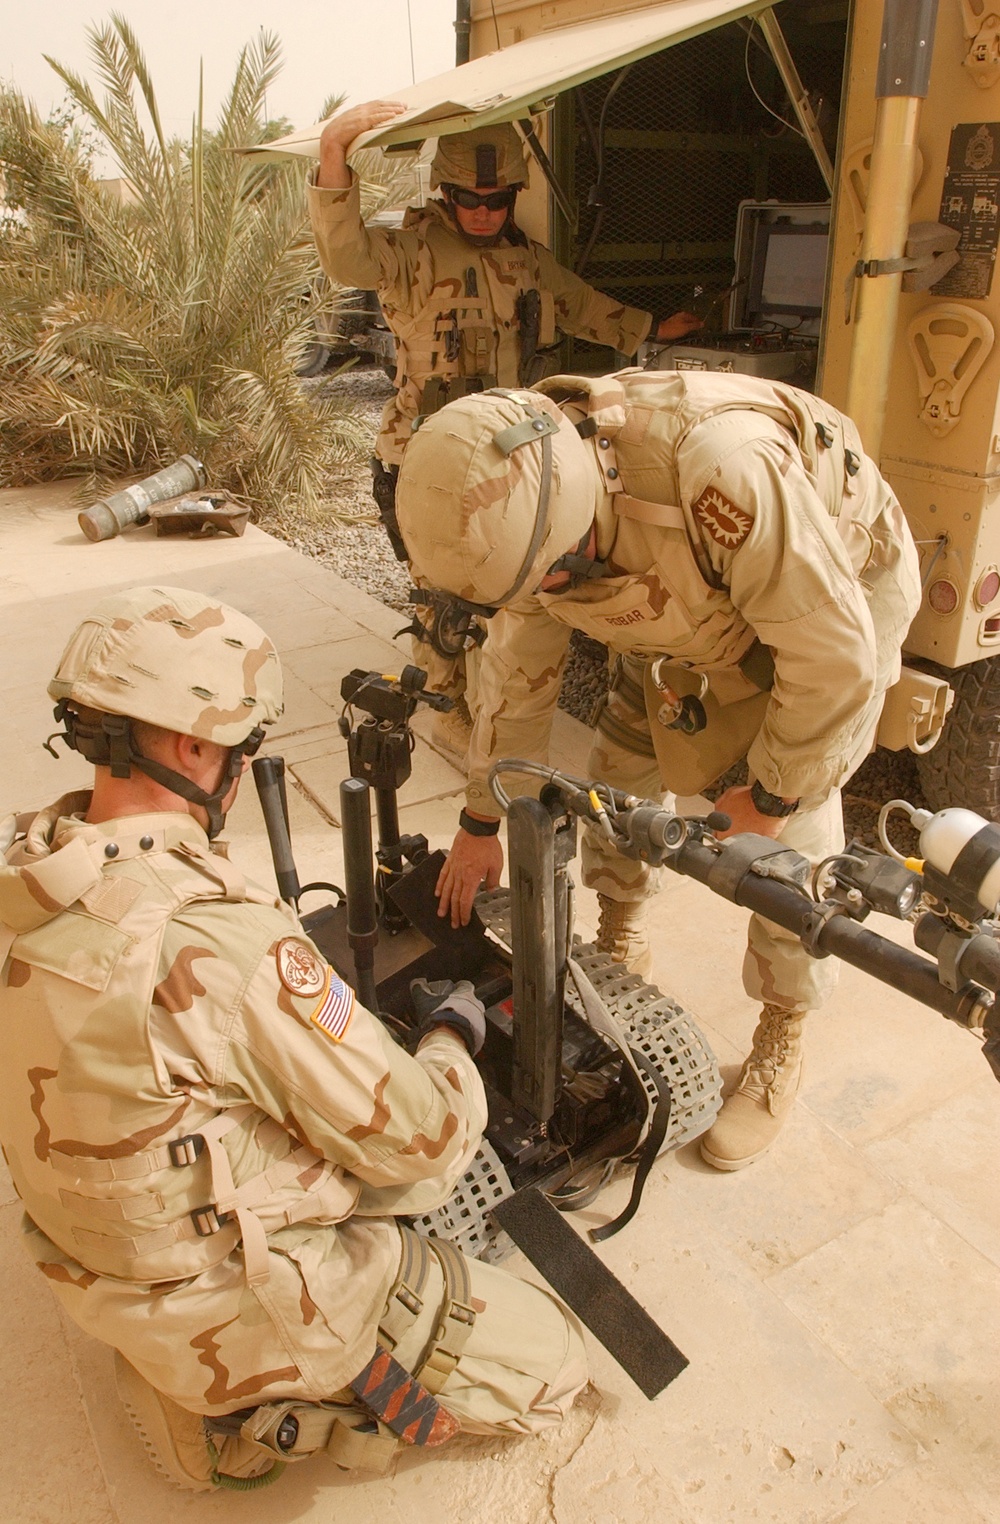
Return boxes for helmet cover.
[396,390,598,608]
[48,585,283,745]
[430,123,530,190]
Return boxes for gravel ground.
[275,363,925,850]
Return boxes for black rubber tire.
[296,342,333,378]
[916,656,1000,822]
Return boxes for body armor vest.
[0,806,355,1286]
[534,370,918,692]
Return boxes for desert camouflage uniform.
[459,371,921,1011]
[0,797,585,1433]
[308,173,653,701]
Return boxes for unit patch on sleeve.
[309,969,356,1044]
[693,486,754,549]
[275,937,327,998]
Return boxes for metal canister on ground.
[78,455,207,542]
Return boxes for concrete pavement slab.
[864,1075,1000,1270]
[574,1169,921,1524]
[770,1197,1000,1467]
[662,1105,901,1278]
[830,1457,995,1524]
[292,742,465,824]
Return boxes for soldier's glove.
[409,978,486,1057]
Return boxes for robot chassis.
[253,665,1000,1394]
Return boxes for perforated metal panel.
[553,12,847,366]
[414,889,723,1264]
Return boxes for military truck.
[255,0,1000,817]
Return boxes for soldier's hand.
[437,829,504,928]
[410,978,487,1055]
[655,311,703,342]
[712,784,788,841]
[320,100,407,153]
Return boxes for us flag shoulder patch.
[309,968,356,1043]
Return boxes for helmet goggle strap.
[482,396,562,606]
[47,702,265,840]
[407,396,561,621]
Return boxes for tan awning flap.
[242,0,774,161]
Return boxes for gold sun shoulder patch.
[275,937,326,998]
[693,486,754,549]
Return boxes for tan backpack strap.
[613,495,688,531]
[376,1227,436,1349]
[175,840,246,899]
[417,1236,479,1395]
[49,1102,258,1182]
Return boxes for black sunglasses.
[445,185,517,212]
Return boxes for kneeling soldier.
[395,373,921,1172]
[0,587,586,1490]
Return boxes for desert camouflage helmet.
[47,587,283,838]
[396,389,599,610]
[48,585,283,744]
[430,124,530,190]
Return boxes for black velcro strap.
[589,1048,671,1244]
[350,1344,460,1447]
[475,143,497,187]
[493,1187,688,1399]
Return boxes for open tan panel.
[240,0,775,161]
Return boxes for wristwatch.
[459,808,501,837]
[750,780,800,818]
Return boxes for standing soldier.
[394,373,921,1173]
[0,587,586,1492]
[308,102,700,747]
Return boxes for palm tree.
[0,16,375,518]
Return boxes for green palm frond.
[0,20,367,518]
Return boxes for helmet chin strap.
[46,703,264,840]
[543,526,607,589]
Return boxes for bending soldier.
[0,587,586,1491]
[309,102,700,744]
[395,373,921,1173]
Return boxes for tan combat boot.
[595,894,652,982]
[431,695,474,764]
[699,1005,807,1172]
[115,1352,279,1491]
